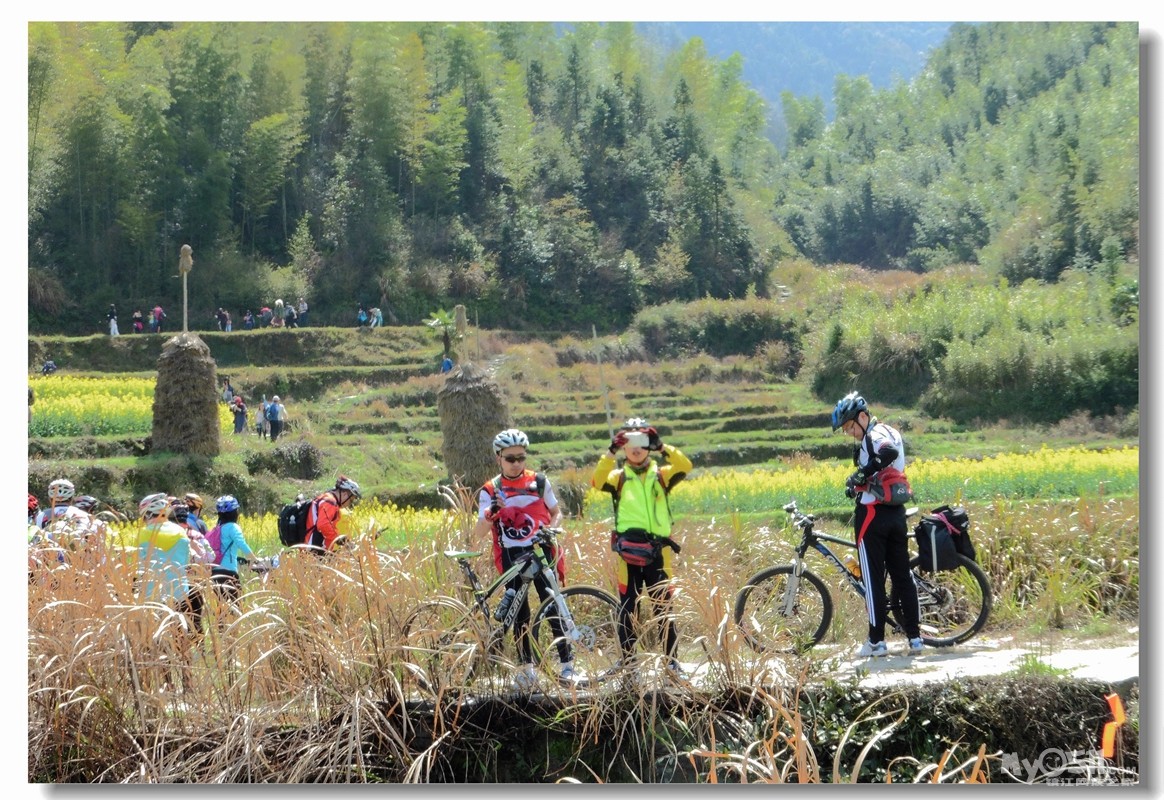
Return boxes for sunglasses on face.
[502,454,527,464]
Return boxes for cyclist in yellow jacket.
[591,417,692,677]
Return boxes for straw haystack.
[151,333,219,455]
[437,363,508,489]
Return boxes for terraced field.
[27,324,1137,514]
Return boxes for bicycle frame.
[786,512,870,600]
[780,501,968,641]
[446,529,583,643]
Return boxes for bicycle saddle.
[444,549,482,559]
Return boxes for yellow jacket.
[591,443,692,537]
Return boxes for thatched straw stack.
[437,362,507,489]
[151,333,219,455]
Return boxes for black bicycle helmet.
[830,391,868,431]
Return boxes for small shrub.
[244,440,325,480]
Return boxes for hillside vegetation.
[30,22,1137,337]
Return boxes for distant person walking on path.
[297,297,309,327]
[369,307,383,328]
[357,305,368,327]
[107,304,119,336]
[266,395,286,441]
[152,304,166,333]
[242,310,255,330]
[231,396,248,434]
[256,394,270,438]
[132,309,144,333]
[260,306,273,327]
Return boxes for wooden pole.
[593,325,613,438]
[178,245,194,333]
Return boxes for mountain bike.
[734,501,992,654]
[400,527,620,695]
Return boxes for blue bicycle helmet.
[830,391,868,431]
[215,494,240,513]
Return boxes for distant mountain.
[636,21,953,149]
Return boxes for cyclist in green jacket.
[590,417,692,678]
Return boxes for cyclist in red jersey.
[472,428,574,689]
[305,475,362,552]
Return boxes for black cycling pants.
[855,503,920,642]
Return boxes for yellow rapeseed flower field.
[29,375,233,437]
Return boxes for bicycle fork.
[542,567,584,641]
[779,558,810,616]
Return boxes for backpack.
[914,505,975,571]
[188,530,217,565]
[205,524,225,565]
[278,497,314,547]
[266,402,280,422]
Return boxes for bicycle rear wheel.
[530,585,620,683]
[400,596,487,697]
[896,554,992,646]
[733,565,833,654]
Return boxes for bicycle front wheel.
[400,596,486,697]
[530,585,621,682]
[898,554,992,646]
[733,565,833,654]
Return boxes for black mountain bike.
[401,527,620,695]
[735,501,992,653]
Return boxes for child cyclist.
[471,428,576,689]
[591,417,692,678]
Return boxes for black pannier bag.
[914,504,975,572]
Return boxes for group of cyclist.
[29,391,913,688]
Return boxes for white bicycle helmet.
[48,478,76,503]
[492,428,530,454]
[622,417,650,431]
[335,475,362,498]
[138,492,171,519]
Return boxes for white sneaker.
[512,664,539,691]
[665,659,687,680]
[857,640,888,658]
[908,637,924,654]
[558,663,579,684]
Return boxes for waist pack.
[914,504,975,571]
[861,466,914,505]
[610,529,681,568]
